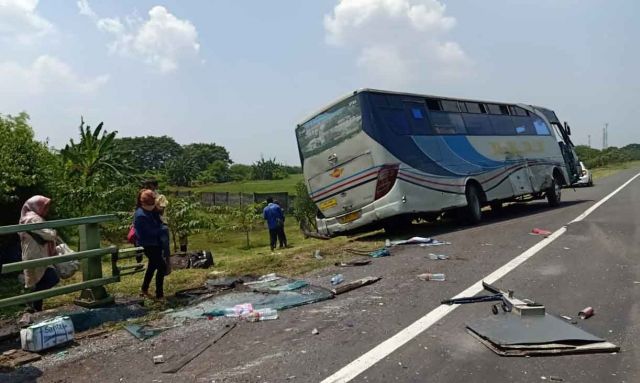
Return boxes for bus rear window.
[296,96,362,159]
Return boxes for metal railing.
[0,214,144,309]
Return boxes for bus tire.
[462,184,482,225]
[546,175,562,207]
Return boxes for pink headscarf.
[19,195,51,224]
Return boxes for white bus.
[295,89,581,237]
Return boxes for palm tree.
[60,117,129,186]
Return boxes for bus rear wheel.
[461,184,482,225]
[546,175,562,207]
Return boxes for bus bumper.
[316,193,406,237]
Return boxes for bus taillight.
[375,164,400,200]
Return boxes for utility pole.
[605,123,609,149]
[588,135,591,148]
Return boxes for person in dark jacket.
[273,200,287,248]
[134,189,167,299]
[263,197,285,251]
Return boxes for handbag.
[54,242,80,279]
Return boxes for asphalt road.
[6,167,640,383]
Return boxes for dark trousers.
[269,229,278,251]
[30,267,60,312]
[276,226,287,248]
[141,246,166,298]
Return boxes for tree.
[0,113,57,226]
[165,197,208,252]
[183,143,232,173]
[197,160,231,183]
[56,117,138,218]
[165,157,198,186]
[292,180,318,232]
[251,157,288,180]
[229,203,264,248]
[114,135,183,173]
[228,164,252,181]
[60,117,131,187]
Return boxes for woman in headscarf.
[134,189,167,300]
[18,195,60,312]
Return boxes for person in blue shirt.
[134,189,168,299]
[263,197,285,251]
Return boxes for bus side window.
[512,116,536,135]
[532,117,551,135]
[430,112,467,134]
[462,113,494,135]
[490,115,516,135]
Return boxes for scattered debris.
[560,315,572,322]
[170,250,214,269]
[334,259,371,267]
[417,273,446,281]
[162,323,236,373]
[427,253,449,260]
[153,354,165,364]
[481,243,493,246]
[125,324,178,341]
[243,273,281,286]
[460,282,618,356]
[0,349,41,370]
[331,276,382,295]
[314,250,323,260]
[563,247,570,250]
[346,248,390,258]
[579,307,594,320]
[21,316,74,352]
[633,281,640,285]
[388,236,450,246]
[530,228,552,237]
[549,376,564,382]
[312,328,319,335]
[330,274,345,285]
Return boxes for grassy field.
[591,160,640,180]
[170,174,304,194]
[0,219,382,317]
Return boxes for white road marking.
[321,172,640,383]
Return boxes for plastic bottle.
[330,274,345,285]
[247,308,279,322]
[417,273,446,281]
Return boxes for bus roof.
[296,88,556,127]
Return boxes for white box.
[21,316,75,352]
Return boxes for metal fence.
[171,191,296,212]
[0,215,144,309]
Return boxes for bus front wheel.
[461,184,482,225]
[546,176,562,207]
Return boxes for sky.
[0,0,638,165]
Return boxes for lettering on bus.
[490,140,545,156]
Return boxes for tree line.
[0,114,312,249]
[574,144,640,169]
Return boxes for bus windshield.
[296,96,362,159]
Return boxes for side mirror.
[564,121,572,136]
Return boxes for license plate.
[319,198,337,211]
[338,210,361,224]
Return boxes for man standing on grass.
[263,197,285,252]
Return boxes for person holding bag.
[18,195,60,312]
[134,189,167,300]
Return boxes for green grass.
[1,220,383,318]
[591,160,640,180]
[170,174,304,194]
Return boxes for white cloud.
[324,0,471,87]
[76,0,96,19]
[0,55,109,95]
[0,0,54,44]
[78,2,200,73]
